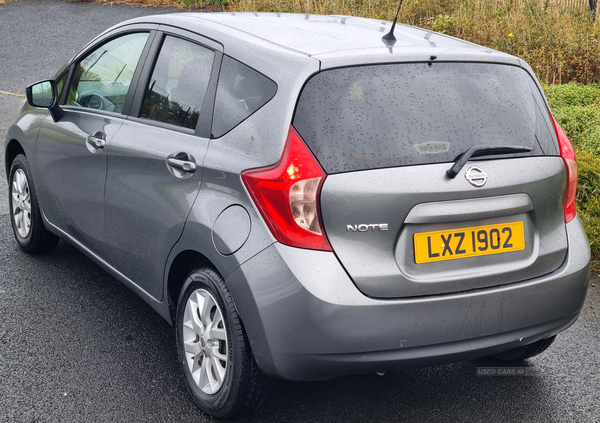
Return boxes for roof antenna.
[382,0,404,47]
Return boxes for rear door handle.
[86,131,106,153]
[167,157,196,173]
[166,153,197,179]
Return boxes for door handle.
[167,157,196,173]
[166,152,197,179]
[86,131,106,153]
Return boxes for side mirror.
[26,80,63,122]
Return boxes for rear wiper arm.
[446,145,533,179]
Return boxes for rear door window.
[211,56,277,138]
[140,35,215,130]
[293,62,559,174]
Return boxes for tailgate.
[293,60,566,298]
[320,157,567,298]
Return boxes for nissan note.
[4,12,590,418]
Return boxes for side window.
[67,32,149,113]
[140,36,215,130]
[211,56,277,138]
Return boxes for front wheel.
[8,154,59,253]
[175,267,268,418]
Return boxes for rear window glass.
[293,63,558,174]
[211,55,277,138]
[140,36,215,130]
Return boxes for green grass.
[545,83,600,265]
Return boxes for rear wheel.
[175,267,268,418]
[9,154,59,253]
[491,336,556,361]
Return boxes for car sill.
[40,211,171,324]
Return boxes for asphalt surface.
[1,1,599,422]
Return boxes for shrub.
[544,82,600,108]
[545,83,600,263]
[574,150,600,264]
[552,105,600,153]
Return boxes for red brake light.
[550,113,578,223]
[242,126,332,251]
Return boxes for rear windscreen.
[293,62,559,174]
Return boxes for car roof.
[173,13,477,55]
[121,13,519,69]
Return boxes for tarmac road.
[1,1,599,422]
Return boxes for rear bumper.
[226,218,590,381]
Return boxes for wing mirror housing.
[26,80,63,122]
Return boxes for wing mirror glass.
[26,80,63,122]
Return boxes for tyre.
[8,154,59,253]
[175,267,268,418]
[491,336,556,361]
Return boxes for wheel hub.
[11,169,32,238]
[182,288,229,395]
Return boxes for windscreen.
[293,62,559,174]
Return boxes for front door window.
[67,32,149,113]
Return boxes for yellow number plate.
[414,222,525,264]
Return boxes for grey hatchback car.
[4,12,590,418]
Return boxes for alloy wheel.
[182,288,229,394]
[11,169,32,238]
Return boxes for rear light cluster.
[242,126,332,251]
[550,113,578,223]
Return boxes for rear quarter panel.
[163,49,320,309]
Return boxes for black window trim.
[54,69,69,105]
[61,25,159,118]
[128,26,224,139]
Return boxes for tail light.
[550,113,578,223]
[242,126,332,251]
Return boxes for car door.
[34,27,156,257]
[103,28,222,300]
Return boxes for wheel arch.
[166,249,213,325]
[5,139,26,179]
[164,248,269,373]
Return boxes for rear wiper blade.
[446,145,533,179]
